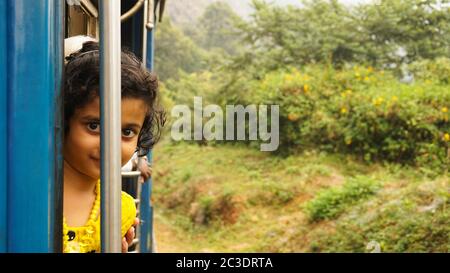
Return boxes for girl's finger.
[127,227,135,244]
[122,238,128,253]
[125,228,132,244]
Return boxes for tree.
[230,0,450,76]
[357,0,450,67]
[194,2,244,56]
[154,19,208,81]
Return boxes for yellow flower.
[372,97,383,106]
[341,90,352,98]
[345,138,352,145]
[442,107,448,113]
[303,84,310,93]
[288,113,300,122]
[368,66,374,73]
[364,76,370,82]
[391,96,399,102]
[341,107,348,114]
[355,72,361,78]
[284,74,294,83]
[443,133,450,142]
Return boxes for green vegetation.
[154,20,208,81]
[153,0,450,253]
[157,0,450,171]
[233,0,450,74]
[185,2,244,56]
[162,63,450,171]
[153,141,449,253]
[305,175,381,221]
[243,65,450,170]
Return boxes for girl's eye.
[122,128,136,138]
[87,122,100,133]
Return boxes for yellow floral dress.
[63,181,137,253]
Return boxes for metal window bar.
[121,170,141,252]
[99,0,122,253]
[139,0,156,253]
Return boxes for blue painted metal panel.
[145,27,155,71]
[140,27,155,253]
[0,0,7,253]
[139,166,150,253]
[50,0,64,253]
[6,0,63,252]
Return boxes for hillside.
[154,0,449,253]
[165,0,371,26]
[152,140,449,253]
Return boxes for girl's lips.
[91,157,100,167]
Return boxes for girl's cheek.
[81,130,101,149]
[121,139,138,166]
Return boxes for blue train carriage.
[0,0,166,253]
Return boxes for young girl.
[63,41,164,253]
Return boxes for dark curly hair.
[64,41,165,156]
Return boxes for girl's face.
[64,97,148,180]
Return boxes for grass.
[152,138,449,253]
[304,175,381,221]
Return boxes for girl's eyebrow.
[81,115,100,121]
[123,123,142,130]
[80,115,140,129]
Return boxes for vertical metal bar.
[0,0,7,253]
[148,151,155,252]
[6,0,62,252]
[139,167,151,252]
[51,0,65,253]
[99,0,122,253]
[140,1,156,252]
[145,1,155,71]
[141,0,148,67]
[147,17,156,254]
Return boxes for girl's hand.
[137,157,152,183]
[122,217,140,253]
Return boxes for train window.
[61,0,166,253]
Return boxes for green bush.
[189,191,238,226]
[164,62,450,170]
[308,196,449,253]
[248,179,297,206]
[409,58,450,85]
[237,65,450,170]
[305,175,381,222]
